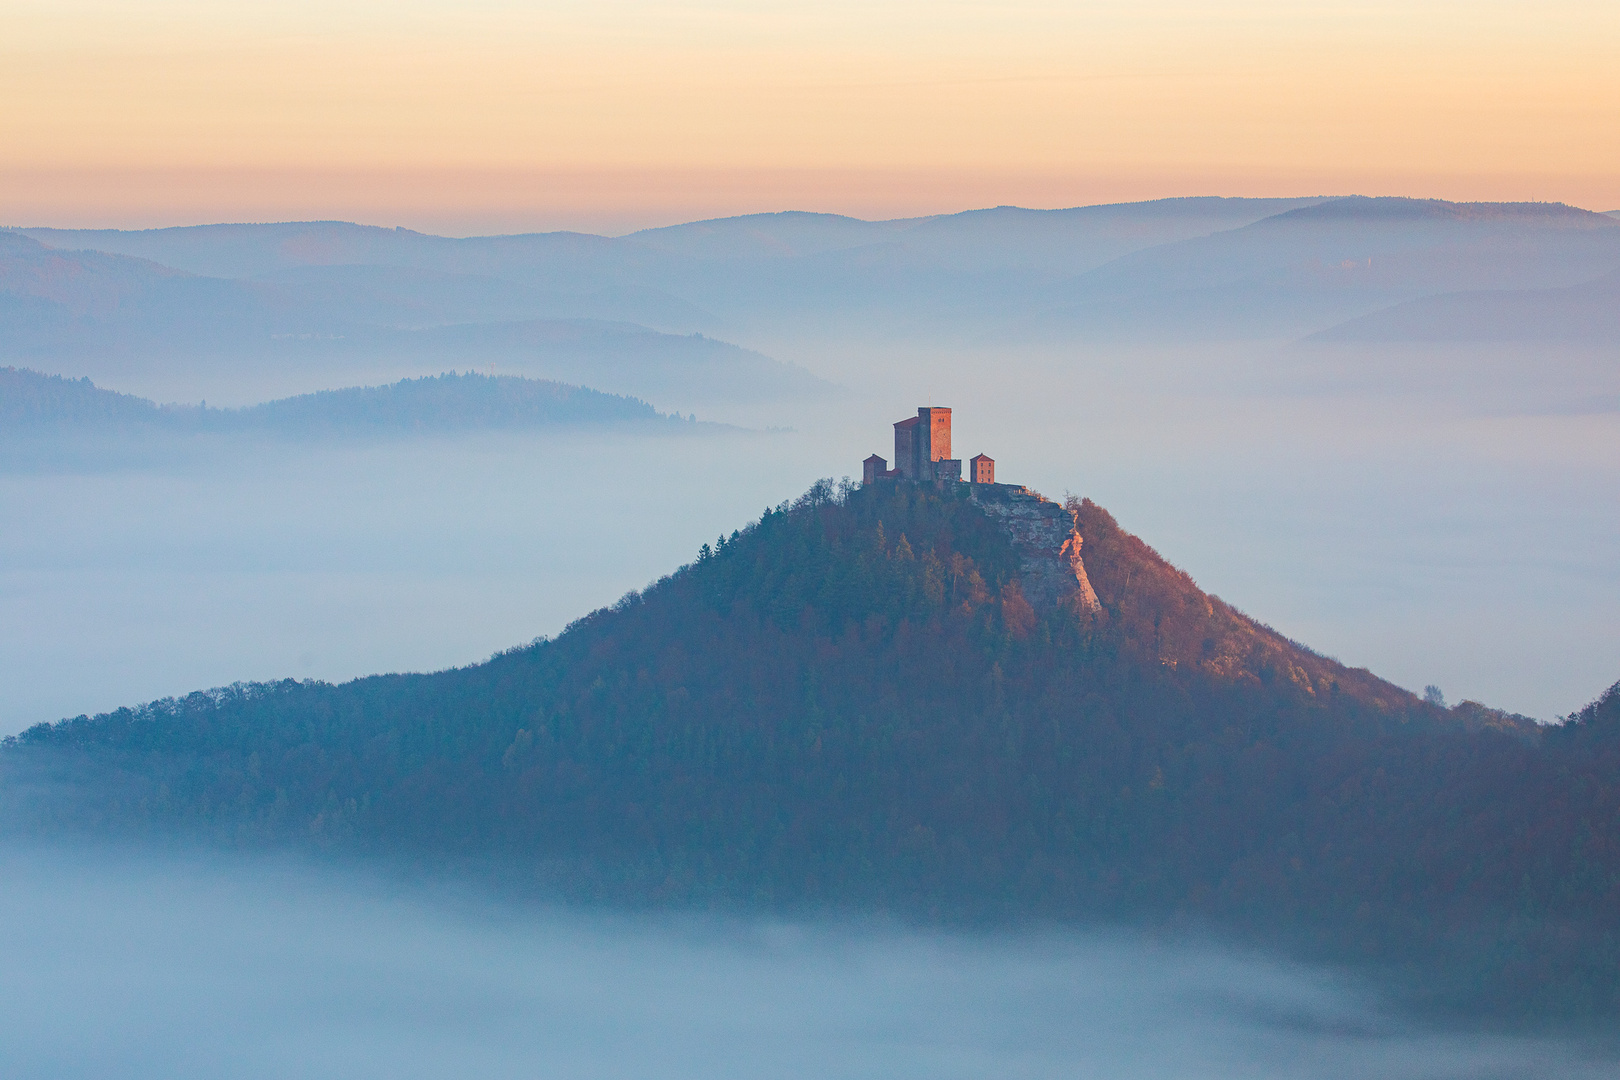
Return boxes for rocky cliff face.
[969,485,1101,613]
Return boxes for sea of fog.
[3,337,1617,732]
[0,424,830,731]
[1,844,1615,1080]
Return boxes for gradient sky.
[4,0,1618,232]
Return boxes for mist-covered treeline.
[0,367,686,435]
[7,480,1617,1019]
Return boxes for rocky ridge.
[968,484,1101,613]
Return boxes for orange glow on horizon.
[2,166,1614,237]
[4,1,1617,231]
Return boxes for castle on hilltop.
[862,406,1099,613]
[863,406,995,485]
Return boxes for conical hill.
[4,479,1615,1016]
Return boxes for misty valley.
[4,196,1620,1077]
[4,846,1617,1080]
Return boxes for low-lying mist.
[0,424,832,734]
[2,844,1613,1080]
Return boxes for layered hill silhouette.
[0,231,826,408]
[6,478,1615,1018]
[17,198,1322,282]
[1031,197,1620,341]
[13,196,1618,355]
[0,367,683,436]
[8,200,1323,347]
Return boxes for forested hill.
[5,479,1617,1018]
[0,367,680,434]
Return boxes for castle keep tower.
[896,407,958,480]
[864,406,994,485]
[918,406,952,473]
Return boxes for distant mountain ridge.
[0,367,683,434]
[6,198,1334,351]
[1031,196,1620,341]
[10,194,1620,374]
[16,197,1329,278]
[1260,197,1614,227]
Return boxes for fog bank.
[0,846,1613,1080]
[0,425,830,733]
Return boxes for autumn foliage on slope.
[1071,497,1415,710]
